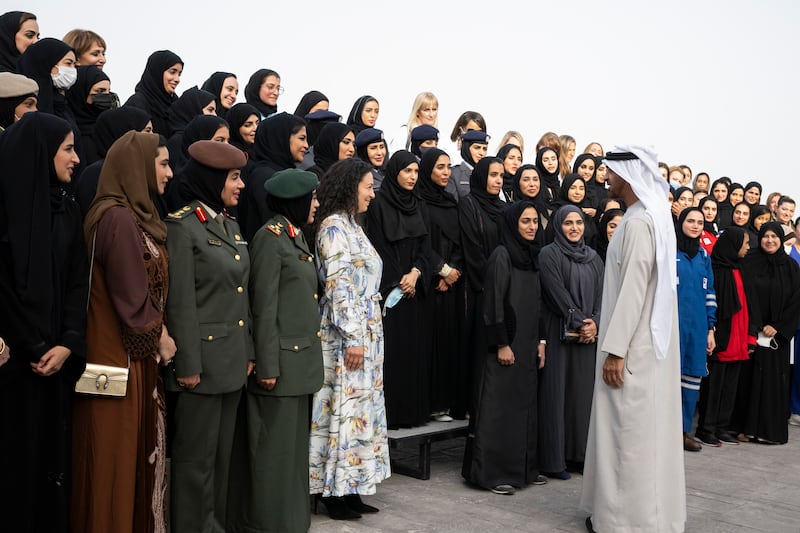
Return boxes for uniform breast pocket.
[200,323,230,343]
[280,336,311,353]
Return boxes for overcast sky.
[29,0,799,196]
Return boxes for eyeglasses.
[263,83,284,95]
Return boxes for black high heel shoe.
[344,494,379,513]
[317,495,362,520]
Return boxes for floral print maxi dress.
[309,213,391,496]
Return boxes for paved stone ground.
[310,424,800,532]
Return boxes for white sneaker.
[431,413,453,422]
[789,413,800,426]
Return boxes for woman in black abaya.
[124,49,183,136]
[308,122,355,178]
[17,37,77,125]
[463,201,546,495]
[740,222,800,444]
[346,94,379,134]
[240,112,307,240]
[244,68,281,120]
[65,65,112,166]
[513,164,552,230]
[294,90,328,118]
[418,148,464,422]
[227,102,260,159]
[538,205,603,478]
[535,146,561,202]
[457,157,505,421]
[366,150,432,428]
[0,112,89,532]
[200,71,237,117]
[0,11,38,72]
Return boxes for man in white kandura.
[580,145,686,533]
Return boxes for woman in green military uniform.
[228,168,322,533]
[164,140,253,532]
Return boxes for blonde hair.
[406,92,438,133]
[498,130,524,154]
[558,134,575,178]
[536,131,560,155]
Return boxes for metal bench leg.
[419,438,432,480]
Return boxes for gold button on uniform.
[307,256,313,262]
[293,345,299,351]
[238,320,245,327]
[234,254,241,261]
[316,331,321,338]
[313,293,318,300]
[207,335,214,341]
[237,286,244,294]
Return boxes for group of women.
[1,9,800,532]
[671,174,800,450]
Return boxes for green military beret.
[264,168,319,198]
[188,140,247,170]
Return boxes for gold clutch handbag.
[75,362,129,397]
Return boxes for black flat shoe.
[344,494,379,513]
[318,496,362,520]
[585,516,597,533]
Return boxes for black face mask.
[91,92,120,112]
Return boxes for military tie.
[215,213,228,236]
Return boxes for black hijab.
[676,207,702,258]
[93,106,151,158]
[294,90,328,118]
[418,148,457,208]
[244,68,279,118]
[252,111,304,169]
[549,205,601,315]
[572,153,597,180]
[728,182,744,205]
[180,115,228,164]
[748,204,770,234]
[0,112,72,331]
[65,65,109,137]
[226,102,260,156]
[312,122,353,174]
[535,147,560,198]
[180,156,229,213]
[712,227,746,321]
[167,86,215,136]
[346,95,377,133]
[500,200,541,271]
[557,173,587,206]
[460,136,486,167]
[513,164,549,217]
[496,143,522,197]
[200,71,236,117]
[747,221,798,326]
[375,150,427,242]
[743,181,762,206]
[729,201,750,228]
[595,208,625,261]
[16,37,72,115]
[127,50,182,134]
[0,11,25,72]
[266,190,314,229]
[698,196,719,234]
[469,156,505,223]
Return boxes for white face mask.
[51,66,77,89]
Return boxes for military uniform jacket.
[165,200,253,394]
[248,214,323,397]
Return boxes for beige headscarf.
[84,131,167,244]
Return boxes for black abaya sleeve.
[483,246,512,347]
[459,196,488,292]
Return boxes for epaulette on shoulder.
[265,222,283,236]
[166,205,194,220]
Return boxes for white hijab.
[604,145,676,361]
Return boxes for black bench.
[388,419,469,480]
